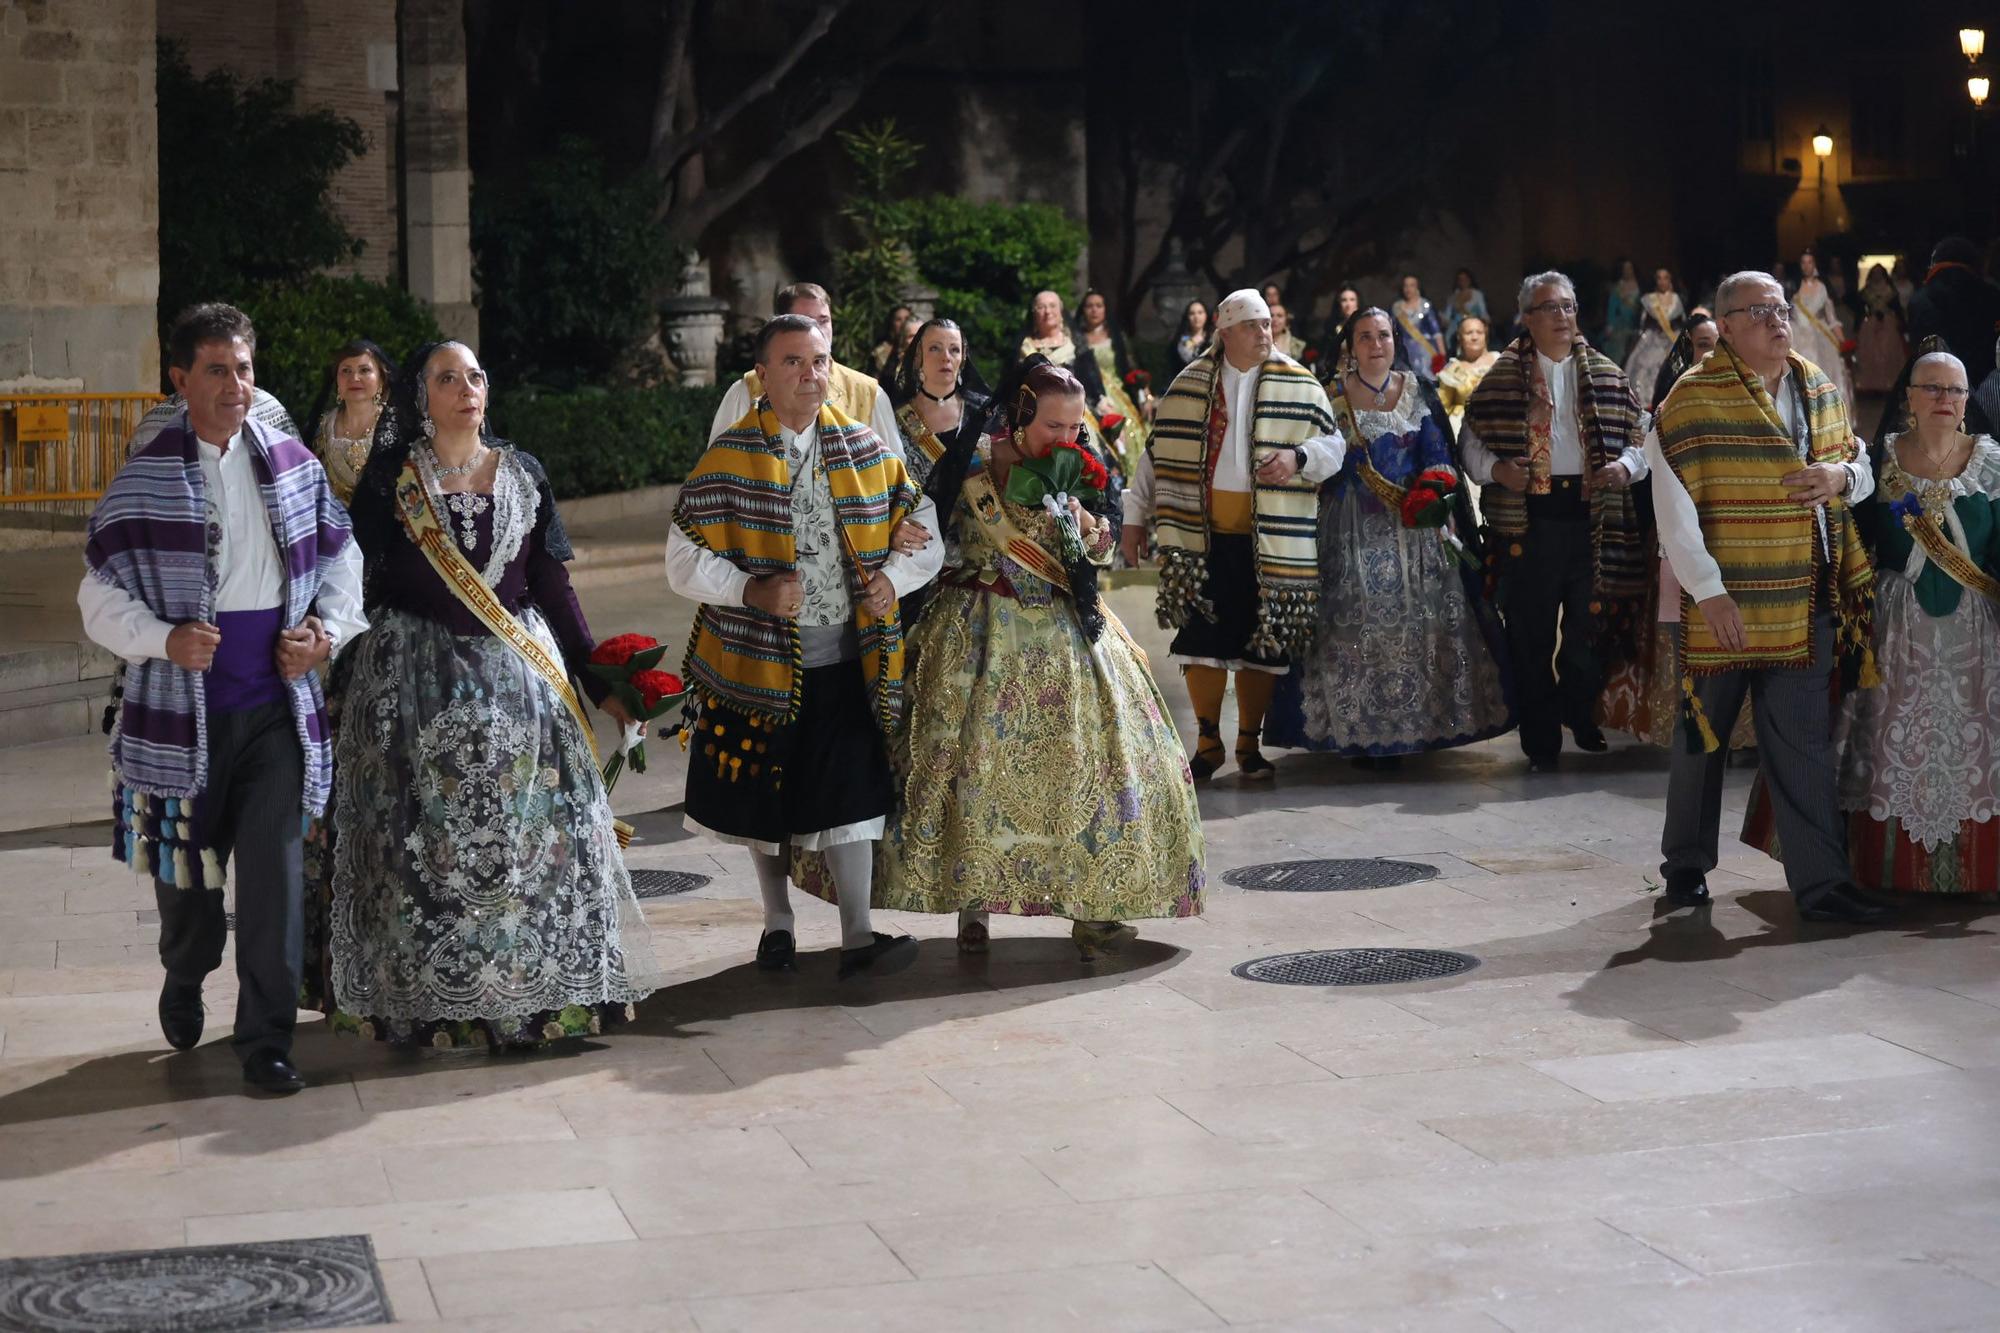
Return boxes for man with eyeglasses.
[1646,270,1893,925]
[1463,271,1651,774]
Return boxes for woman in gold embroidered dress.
[874,360,1205,960]
[306,339,395,507]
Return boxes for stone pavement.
[0,565,1996,1331]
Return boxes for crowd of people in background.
[78,230,2000,1095]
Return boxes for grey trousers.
[1659,612,1850,903]
[154,701,305,1063]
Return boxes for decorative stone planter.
[661,257,728,386]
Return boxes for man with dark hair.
[1907,237,2000,387]
[668,316,943,977]
[78,302,367,1094]
[709,282,903,451]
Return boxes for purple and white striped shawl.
[86,412,352,816]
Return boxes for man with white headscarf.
[1121,289,1344,780]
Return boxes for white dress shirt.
[78,428,367,664]
[664,424,943,623]
[1121,358,1347,526]
[1460,349,1650,484]
[1645,366,1874,604]
[710,373,905,463]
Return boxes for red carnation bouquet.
[1430,351,1448,375]
[1097,412,1127,449]
[1123,367,1152,397]
[1005,435,1110,564]
[1399,467,1459,529]
[585,633,690,791]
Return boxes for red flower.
[1123,368,1151,391]
[1080,454,1110,492]
[1839,338,1858,355]
[1430,352,1448,375]
[1098,412,1126,432]
[631,669,685,711]
[591,633,658,667]
[1303,346,1321,364]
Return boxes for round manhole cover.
[1232,948,1480,987]
[1222,859,1437,892]
[629,869,711,899]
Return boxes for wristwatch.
[1292,446,1308,472]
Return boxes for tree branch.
[648,0,857,180]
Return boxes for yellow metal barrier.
[0,393,166,513]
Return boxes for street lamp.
[1974,73,1992,109]
[1962,27,1986,62]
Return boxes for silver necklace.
[428,444,488,478]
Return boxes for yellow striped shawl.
[673,399,915,732]
[744,360,881,426]
[1150,352,1333,656]
[1658,343,1875,677]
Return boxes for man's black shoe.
[242,1053,306,1095]
[1570,725,1609,753]
[1799,885,1899,925]
[159,978,204,1051]
[1662,873,1712,909]
[1526,754,1560,774]
[838,932,918,979]
[755,929,796,971]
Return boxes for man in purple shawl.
[79,303,366,1095]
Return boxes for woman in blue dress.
[1266,309,1514,766]
[1601,258,1642,364]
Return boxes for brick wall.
[0,0,160,389]
[160,0,400,283]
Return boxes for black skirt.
[1168,532,1288,669]
[684,659,893,844]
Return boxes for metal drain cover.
[1233,947,1480,986]
[629,869,711,899]
[1222,859,1437,892]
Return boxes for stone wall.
[0,0,160,390]
[159,0,401,283]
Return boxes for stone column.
[0,0,160,390]
[398,0,476,345]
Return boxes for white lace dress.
[1836,436,2000,889]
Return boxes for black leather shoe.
[242,1052,306,1095]
[755,929,796,972]
[158,978,204,1051]
[1570,725,1609,753]
[1526,754,1560,774]
[1662,873,1712,909]
[838,932,918,980]
[1799,885,1899,925]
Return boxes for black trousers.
[155,702,305,1064]
[1501,489,1600,760]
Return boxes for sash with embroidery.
[896,400,950,470]
[1394,305,1442,365]
[960,465,1071,592]
[392,457,601,765]
[1645,293,1678,338]
[1891,484,2000,604]
[1796,290,1842,352]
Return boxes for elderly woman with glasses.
[1815,345,2000,895]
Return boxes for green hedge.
[904,195,1087,383]
[238,275,445,429]
[491,381,729,500]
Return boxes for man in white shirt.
[669,316,944,978]
[1462,271,1651,772]
[1647,270,1891,925]
[708,281,903,456]
[1120,289,1344,779]
[79,303,366,1094]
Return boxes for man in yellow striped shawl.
[707,282,905,455]
[1646,271,1895,926]
[1120,288,1345,780]
[667,315,946,976]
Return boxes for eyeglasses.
[1723,302,1793,324]
[1910,383,1971,401]
[1525,300,1578,316]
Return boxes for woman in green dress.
[875,358,1206,960]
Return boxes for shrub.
[831,121,920,368]
[905,197,1088,382]
[490,382,730,499]
[156,40,367,342]
[237,275,445,429]
[472,139,678,389]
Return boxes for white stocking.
[749,848,793,935]
[824,840,877,949]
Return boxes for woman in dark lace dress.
[304,341,656,1049]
